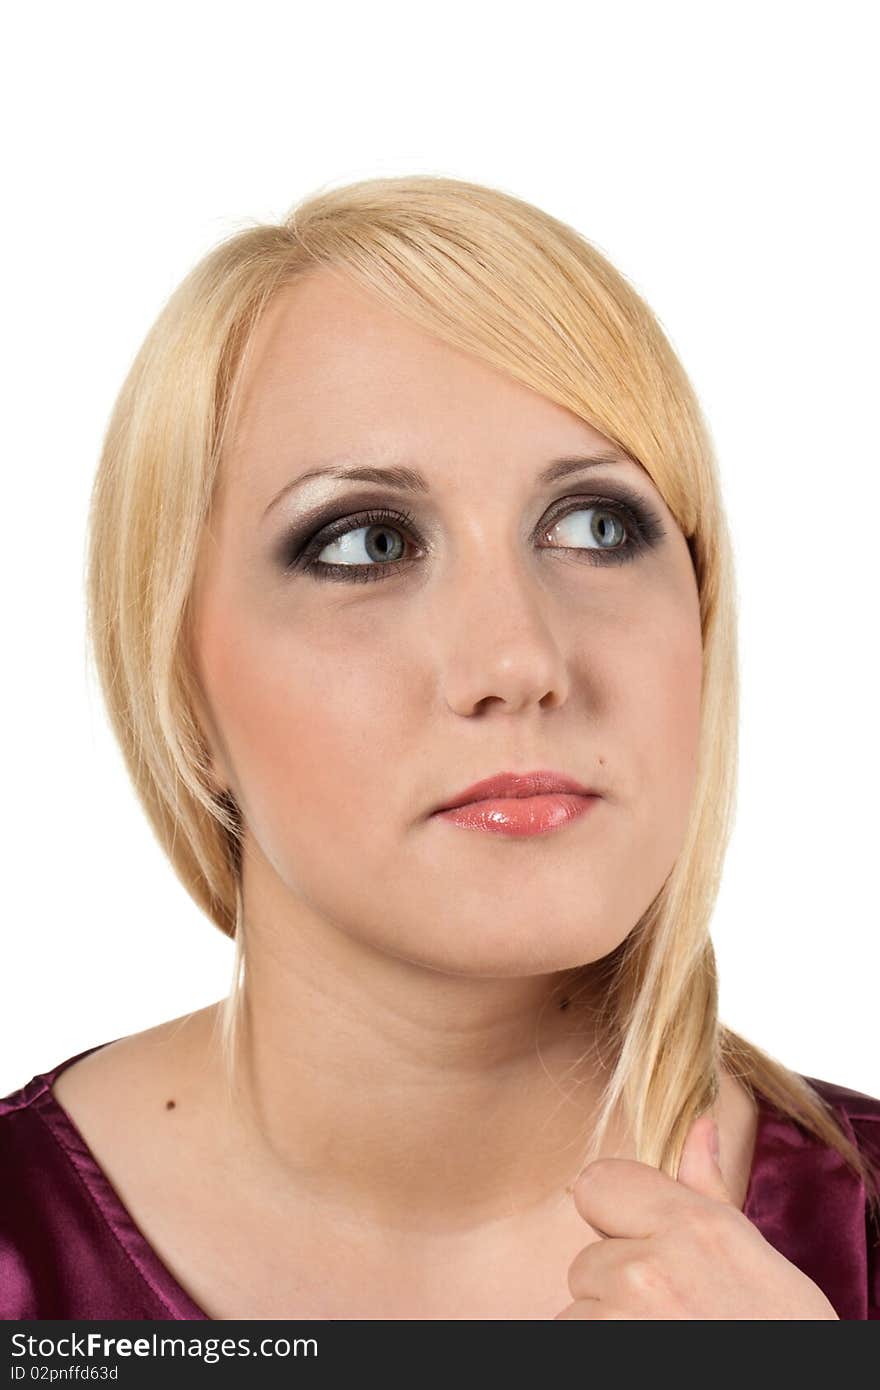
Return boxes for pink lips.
[431,769,601,838]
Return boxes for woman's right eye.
[290,507,421,584]
[315,520,412,568]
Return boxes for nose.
[430,553,572,717]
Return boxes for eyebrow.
[262,450,633,518]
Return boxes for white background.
[2,2,877,1096]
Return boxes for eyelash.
[282,490,666,584]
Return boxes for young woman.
[2,175,878,1320]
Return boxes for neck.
[204,869,628,1237]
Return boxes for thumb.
[675,1112,734,1205]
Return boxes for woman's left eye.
[543,505,631,554]
[286,495,664,583]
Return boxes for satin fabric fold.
[2,1043,878,1319]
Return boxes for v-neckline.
[34,1040,210,1319]
[31,1039,782,1321]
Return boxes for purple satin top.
[1,1041,879,1319]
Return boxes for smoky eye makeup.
[271,479,668,584]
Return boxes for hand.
[554,1112,840,1320]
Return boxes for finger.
[567,1235,658,1302]
[573,1156,718,1239]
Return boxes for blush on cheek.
[605,592,702,854]
[643,632,704,841]
[202,609,403,853]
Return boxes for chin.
[381,928,618,980]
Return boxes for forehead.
[222,267,639,505]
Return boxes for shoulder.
[0,1043,105,1168]
[802,1072,880,1121]
[0,1045,112,1317]
[0,1010,218,1318]
[49,1003,219,1123]
[0,1005,217,1209]
[801,1073,880,1320]
[727,1070,880,1319]
[801,1073,880,1167]
[39,1006,222,1212]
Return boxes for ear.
[675,1113,735,1206]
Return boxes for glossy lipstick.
[431,769,601,838]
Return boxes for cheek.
[197,597,409,855]
[610,597,703,868]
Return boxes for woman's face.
[191,268,703,977]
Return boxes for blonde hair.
[85,174,880,1218]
